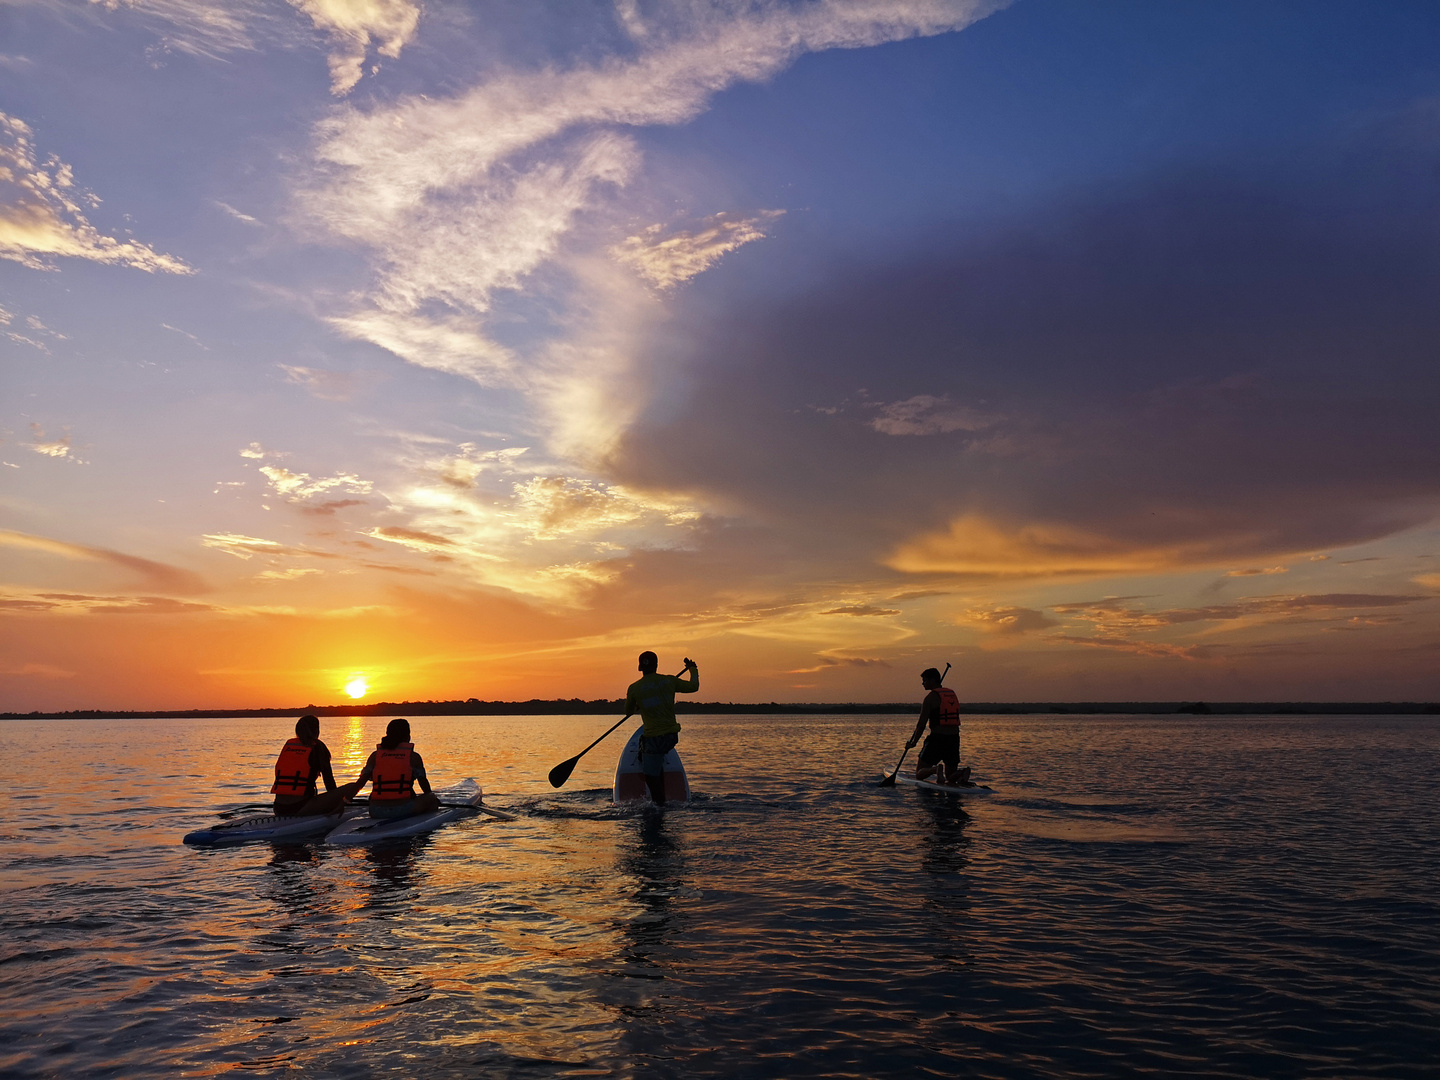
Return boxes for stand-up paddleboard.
[614,727,689,804]
[893,774,994,795]
[183,805,367,846]
[324,780,486,846]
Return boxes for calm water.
[1,713,1437,1078]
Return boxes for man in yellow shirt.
[624,651,699,805]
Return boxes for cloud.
[258,464,373,503]
[256,567,322,581]
[214,200,259,225]
[888,514,1271,580]
[1053,592,1430,635]
[28,423,79,461]
[1414,573,1440,591]
[786,656,892,673]
[0,528,207,594]
[288,0,421,95]
[299,0,1001,418]
[86,0,267,58]
[820,603,902,617]
[0,111,190,273]
[962,606,1058,635]
[613,210,784,289]
[0,660,74,679]
[279,364,360,401]
[200,533,338,561]
[1049,633,1208,661]
[1225,566,1288,577]
[869,394,995,436]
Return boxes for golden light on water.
[345,676,369,699]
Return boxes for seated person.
[353,718,441,820]
[271,714,360,816]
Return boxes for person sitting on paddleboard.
[272,714,361,817]
[624,651,698,805]
[905,668,970,786]
[352,718,441,820]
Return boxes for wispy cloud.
[299,0,1001,441]
[28,424,79,461]
[613,210,784,289]
[870,394,995,436]
[259,464,373,504]
[279,364,359,401]
[962,606,1058,634]
[0,111,190,272]
[0,528,207,594]
[200,532,339,561]
[288,0,421,95]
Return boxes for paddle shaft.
[548,668,688,788]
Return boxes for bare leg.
[406,792,441,817]
[644,773,667,806]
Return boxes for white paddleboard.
[324,780,485,846]
[183,804,367,846]
[893,774,994,795]
[613,726,690,804]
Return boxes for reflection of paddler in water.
[272,714,362,817]
[624,651,698,805]
[905,667,970,785]
[352,718,441,821]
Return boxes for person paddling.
[624,651,699,805]
[905,667,970,785]
[272,714,360,817]
[352,718,440,821]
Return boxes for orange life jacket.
[271,738,315,796]
[933,687,962,728]
[371,742,415,801]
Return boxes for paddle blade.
[878,772,898,787]
[548,757,579,788]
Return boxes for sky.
[3,0,1440,711]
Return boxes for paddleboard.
[324,780,486,846]
[893,774,994,795]
[183,804,366,846]
[613,726,690,804]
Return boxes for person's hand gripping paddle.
[548,669,687,789]
[879,661,950,787]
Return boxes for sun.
[345,676,369,699]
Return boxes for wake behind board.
[324,780,486,846]
[614,726,690,804]
[893,774,994,795]
[183,804,366,846]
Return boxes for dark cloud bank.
[611,115,1440,581]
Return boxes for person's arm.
[675,657,699,693]
[315,743,338,793]
[412,752,431,795]
[353,751,376,790]
[906,693,937,748]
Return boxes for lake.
[1,712,1437,1078]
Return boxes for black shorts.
[918,729,960,769]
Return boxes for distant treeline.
[4,699,1440,720]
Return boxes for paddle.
[548,669,686,788]
[879,661,950,787]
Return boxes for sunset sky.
[4,0,1440,710]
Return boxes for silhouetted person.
[623,651,698,805]
[272,714,360,816]
[353,718,440,820]
[905,667,969,785]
